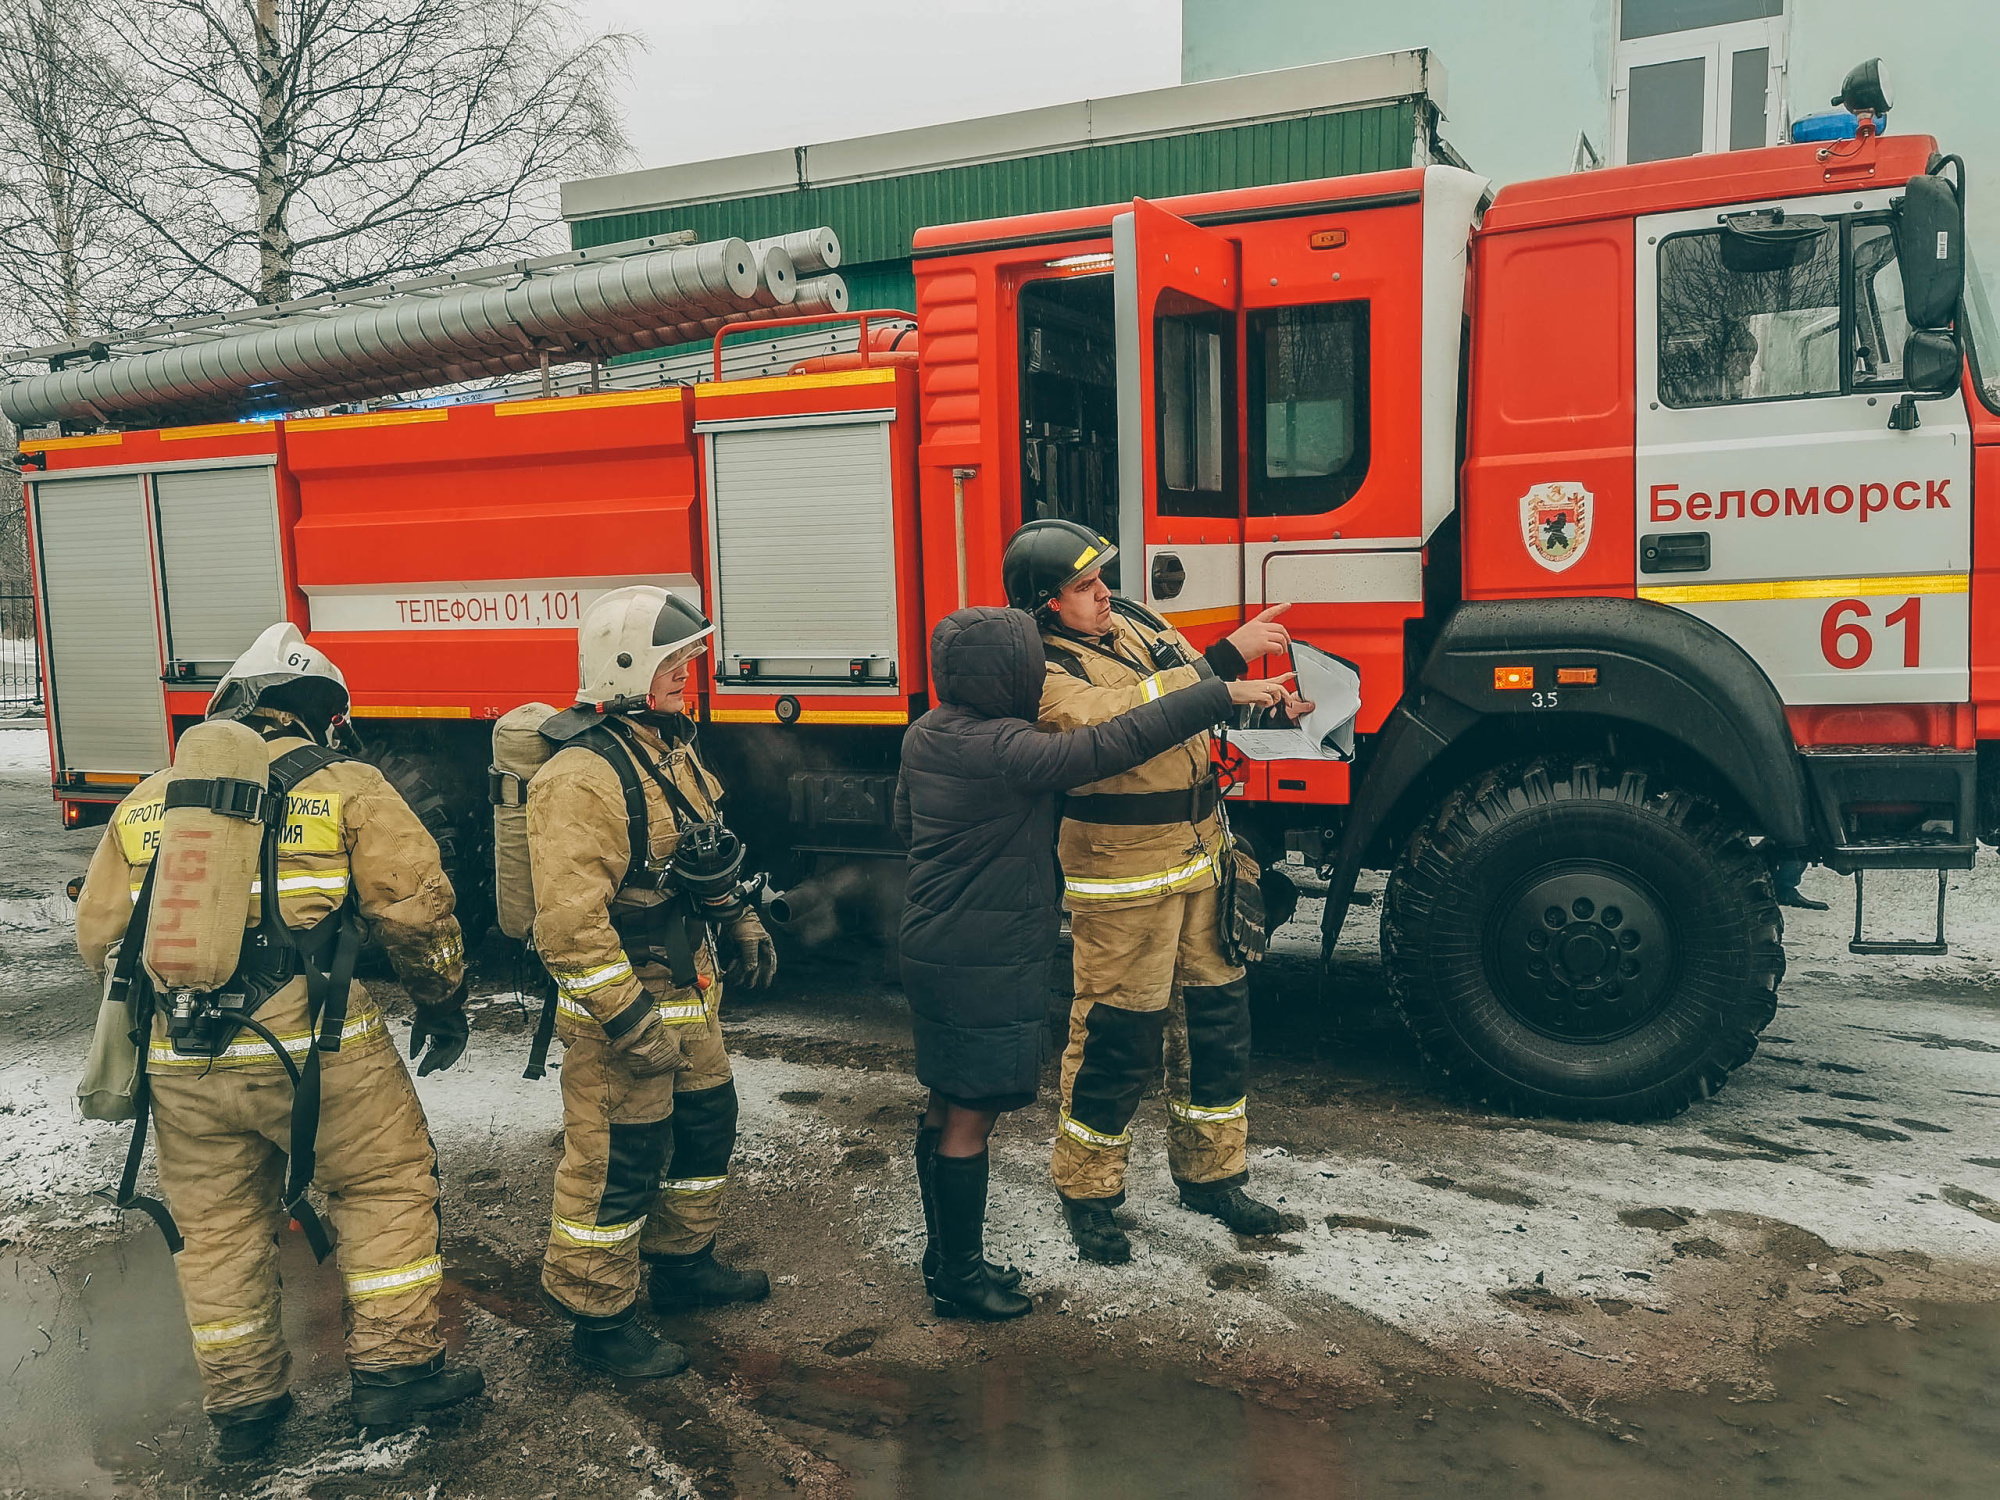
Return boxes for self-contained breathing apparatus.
[106,730,367,1261]
[497,705,768,1080]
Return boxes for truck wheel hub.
[1488,866,1675,1041]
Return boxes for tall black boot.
[1178,1179,1287,1236]
[647,1241,770,1311]
[917,1126,1019,1294]
[350,1354,485,1430]
[571,1304,690,1378]
[929,1152,1031,1321]
[210,1391,293,1463]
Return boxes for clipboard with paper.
[1224,642,1363,761]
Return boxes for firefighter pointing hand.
[1002,520,1306,1265]
[526,587,772,1381]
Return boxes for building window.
[1247,302,1370,516]
[1614,1,1787,165]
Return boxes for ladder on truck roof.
[1,228,849,432]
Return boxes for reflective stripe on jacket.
[525,715,724,1038]
[76,731,467,1072]
[1038,613,1226,906]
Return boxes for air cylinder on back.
[491,702,561,942]
[141,719,270,993]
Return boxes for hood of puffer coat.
[928,607,1046,721]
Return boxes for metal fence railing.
[0,592,43,715]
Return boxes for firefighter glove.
[615,1011,683,1079]
[409,1002,469,1077]
[725,909,778,990]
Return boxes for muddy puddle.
[3,1232,1996,1497]
[728,1307,2000,1498]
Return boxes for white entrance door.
[1635,192,1973,706]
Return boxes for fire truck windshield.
[1963,249,2000,414]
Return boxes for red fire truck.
[15,108,1990,1120]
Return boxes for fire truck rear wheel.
[356,746,492,972]
[1381,759,1783,1122]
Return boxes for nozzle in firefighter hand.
[726,909,778,989]
[408,1001,469,1077]
[1224,603,1292,665]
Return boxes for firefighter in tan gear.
[1002,520,1308,1264]
[74,623,481,1462]
[528,586,776,1379]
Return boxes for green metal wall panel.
[571,100,1418,256]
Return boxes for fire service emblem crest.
[1521,482,1592,572]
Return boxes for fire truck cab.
[15,105,1988,1122]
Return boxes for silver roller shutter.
[708,419,899,685]
[34,475,169,773]
[155,467,285,677]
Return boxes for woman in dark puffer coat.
[893,607,1292,1319]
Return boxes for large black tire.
[1381,759,1783,1121]
[356,745,494,971]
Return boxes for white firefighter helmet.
[206,622,351,734]
[576,586,714,707]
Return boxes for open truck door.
[1111,199,1243,637]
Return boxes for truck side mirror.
[1902,328,1963,396]
[1894,173,1964,329]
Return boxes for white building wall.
[1184,1,2000,289]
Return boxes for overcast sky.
[576,0,1182,174]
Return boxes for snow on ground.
[0,721,54,772]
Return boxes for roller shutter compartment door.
[155,467,286,678]
[709,421,899,684]
[34,475,169,774]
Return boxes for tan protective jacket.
[525,715,725,1039]
[76,732,467,1073]
[1039,609,1226,908]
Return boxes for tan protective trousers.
[1052,884,1253,1201]
[542,985,736,1318]
[150,1035,442,1415]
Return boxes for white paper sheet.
[1224,642,1362,761]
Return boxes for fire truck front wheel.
[1381,759,1783,1122]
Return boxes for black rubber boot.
[572,1304,690,1378]
[930,1152,1032,1321]
[350,1354,485,1429]
[211,1391,293,1463]
[1179,1181,1287,1236]
[1062,1195,1133,1265]
[647,1242,771,1312]
[917,1126,1020,1294]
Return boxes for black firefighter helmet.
[1000,519,1118,616]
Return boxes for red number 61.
[1820,597,1920,670]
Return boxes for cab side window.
[1155,311,1234,518]
[1657,217,1841,407]
[1248,301,1370,516]
[1849,219,1912,388]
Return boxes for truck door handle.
[1639,532,1710,574]
[1151,552,1186,600]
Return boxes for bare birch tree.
[0,0,184,349]
[97,0,634,306]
